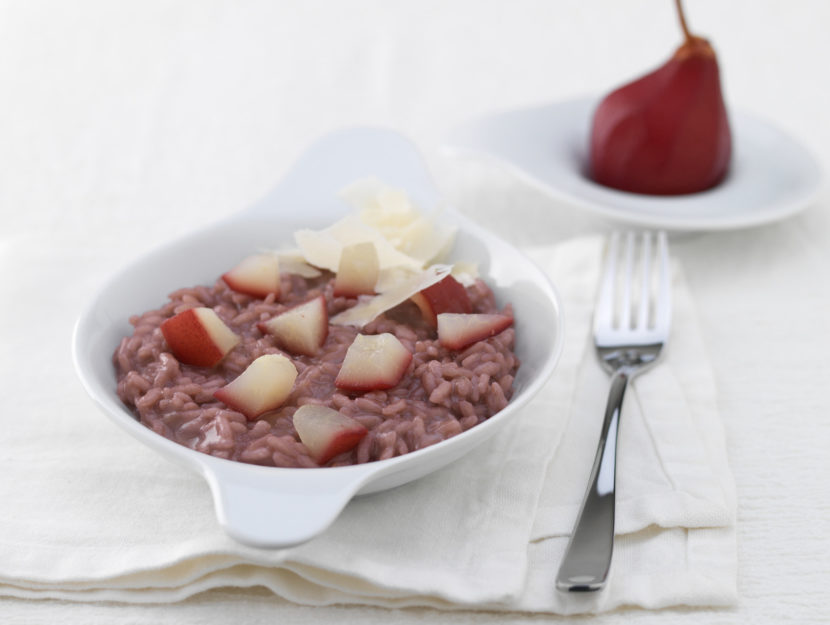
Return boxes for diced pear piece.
[222,253,281,298]
[410,275,472,327]
[293,404,368,464]
[213,354,298,419]
[258,296,329,357]
[335,333,412,391]
[436,313,513,351]
[160,307,240,367]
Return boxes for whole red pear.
[589,0,731,195]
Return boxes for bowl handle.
[239,127,441,221]
[203,463,373,548]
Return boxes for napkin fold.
[0,234,737,613]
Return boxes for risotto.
[113,269,518,468]
[114,177,520,468]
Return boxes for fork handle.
[556,369,629,592]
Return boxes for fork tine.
[636,232,653,330]
[594,232,619,333]
[654,231,672,332]
[619,232,636,330]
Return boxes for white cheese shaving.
[275,251,323,278]
[340,177,457,266]
[330,264,453,327]
[373,266,419,293]
[451,261,479,287]
[295,214,422,273]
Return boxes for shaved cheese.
[331,265,453,327]
[399,216,456,265]
[338,177,391,213]
[290,179,468,312]
[340,177,457,266]
[451,261,479,287]
[340,177,414,218]
[295,215,422,273]
[294,228,341,271]
[275,251,323,278]
[374,266,420,293]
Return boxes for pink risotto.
[113,271,519,468]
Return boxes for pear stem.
[674,0,693,42]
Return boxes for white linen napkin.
[0,233,736,612]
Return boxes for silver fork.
[556,231,672,592]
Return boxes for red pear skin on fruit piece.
[410,275,472,327]
[257,295,329,357]
[335,333,413,392]
[293,404,368,465]
[589,0,731,195]
[333,241,380,297]
[222,253,281,298]
[213,354,298,420]
[160,307,240,367]
[437,313,513,351]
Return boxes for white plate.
[445,97,823,231]
[72,127,564,549]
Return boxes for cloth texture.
[0,235,736,613]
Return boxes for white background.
[2,1,829,623]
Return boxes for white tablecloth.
[1,1,828,623]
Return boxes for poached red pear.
[589,0,731,195]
